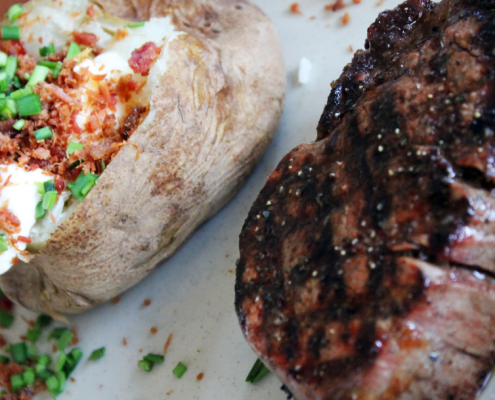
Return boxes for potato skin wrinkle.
[0,0,285,315]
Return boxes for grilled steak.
[235,0,495,399]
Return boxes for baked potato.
[0,0,285,315]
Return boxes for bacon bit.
[49,211,56,224]
[123,338,127,346]
[55,178,65,193]
[0,175,12,196]
[71,12,80,18]
[196,373,204,381]
[143,298,151,307]
[349,45,354,52]
[290,3,302,14]
[86,5,96,18]
[113,29,129,44]
[70,377,76,383]
[11,257,19,265]
[150,327,158,335]
[325,0,345,11]
[341,12,351,25]
[69,111,82,134]
[228,269,234,274]
[73,31,99,47]
[128,42,162,76]
[38,37,43,44]
[353,0,362,3]
[18,236,32,244]
[98,83,117,111]
[310,16,316,20]
[0,203,21,235]
[21,316,35,327]
[9,239,27,255]
[28,33,34,43]
[111,141,141,160]
[71,326,79,345]
[33,147,51,160]
[0,335,6,348]
[112,297,120,304]
[43,83,75,104]
[376,0,384,5]
[164,333,173,354]
[139,349,143,353]
[0,40,27,56]
[166,390,173,396]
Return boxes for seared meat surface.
[235,0,495,399]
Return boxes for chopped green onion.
[0,310,13,327]
[45,374,59,397]
[10,374,24,391]
[23,368,35,386]
[56,371,66,394]
[5,56,17,80]
[37,181,47,194]
[69,170,99,201]
[54,352,66,372]
[43,180,55,192]
[0,237,8,254]
[0,356,9,364]
[56,329,73,351]
[63,348,83,376]
[65,42,81,59]
[37,354,51,366]
[69,348,83,363]
[125,22,145,28]
[16,93,42,116]
[0,72,8,93]
[49,327,68,340]
[101,160,106,172]
[172,362,187,378]
[26,343,37,359]
[67,141,83,155]
[6,4,23,23]
[42,191,57,212]
[24,72,30,80]
[13,119,25,130]
[26,327,41,343]
[138,359,153,372]
[39,60,60,70]
[143,354,164,364]
[0,52,6,67]
[0,99,17,120]
[245,358,270,383]
[1,26,20,41]
[52,64,63,79]
[12,75,21,88]
[34,126,53,141]
[35,314,52,329]
[27,65,50,86]
[10,86,33,100]
[88,347,105,361]
[35,201,45,219]
[39,43,55,57]
[10,343,27,364]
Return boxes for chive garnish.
[0,310,13,327]
[6,4,23,23]
[125,22,145,28]
[35,314,52,329]
[88,347,105,361]
[0,356,9,364]
[45,374,60,397]
[0,52,6,68]
[35,201,45,219]
[172,362,187,378]
[49,327,67,340]
[10,374,24,391]
[65,42,81,59]
[67,141,83,155]
[0,99,17,120]
[39,43,55,57]
[143,354,164,364]
[1,26,20,41]
[245,358,270,383]
[16,93,42,116]
[43,180,55,193]
[54,352,66,372]
[10,343,27,364]
[138,359,153,372]
[27,65,50,86]
[56,329,73,351]
[68,170,99,200]
[11,86,33,100]
[27,327,41,343]
[64,348,83,376]
[34,126,53,141]
[39,60,60,70]
[0,237,8,254]
[13,119,25,130]
[5,56,17,80]
[0,72,7,93]
[42,191,57,211]
[23,368,35,386]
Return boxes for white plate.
[5,0,494,399]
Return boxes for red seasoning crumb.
[112,297,120,304]
[86,5,96,18]
[0,335,6,348]
[290,3,302,14]
[143,298,151,307]
[341,12,351,25]
[164,333,173,354]
[71,327,79,345]
[73,31,99,46]
[150,327,158,335]
[325,0,345,11]
[123,338,127,346]
[128,42,162,76]
[349,45,354,52]
[167,390,174,396]
[310,16,316,20]
[353,0,362,3]
[196,373,204,381]
[376,0,385,5]
[38,37,43,44]
[70,377,76,383]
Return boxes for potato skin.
[0,0,285,314]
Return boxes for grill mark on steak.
[236,0,495,399]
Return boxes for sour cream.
[0,165,53,274]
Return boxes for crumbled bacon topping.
[86,5,96,18]
[0,203,21,235]
[128,42,162,76]
[72,31,99,47]
[0,40,27,57]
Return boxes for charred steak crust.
[236,1,495,399]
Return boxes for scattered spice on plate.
[290,3,302,14]
[325,0,345,11]
[150,327,158,335]
[349,45,354,52]
[196,372,204,381]
[353,0,362,3]
[376,0,385,5]
[164,334,173,354]
[341,12,351,25]
[123,338,128,346]
[143,298,151,307]
[111,297,120,304]
[167,390,174,395]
